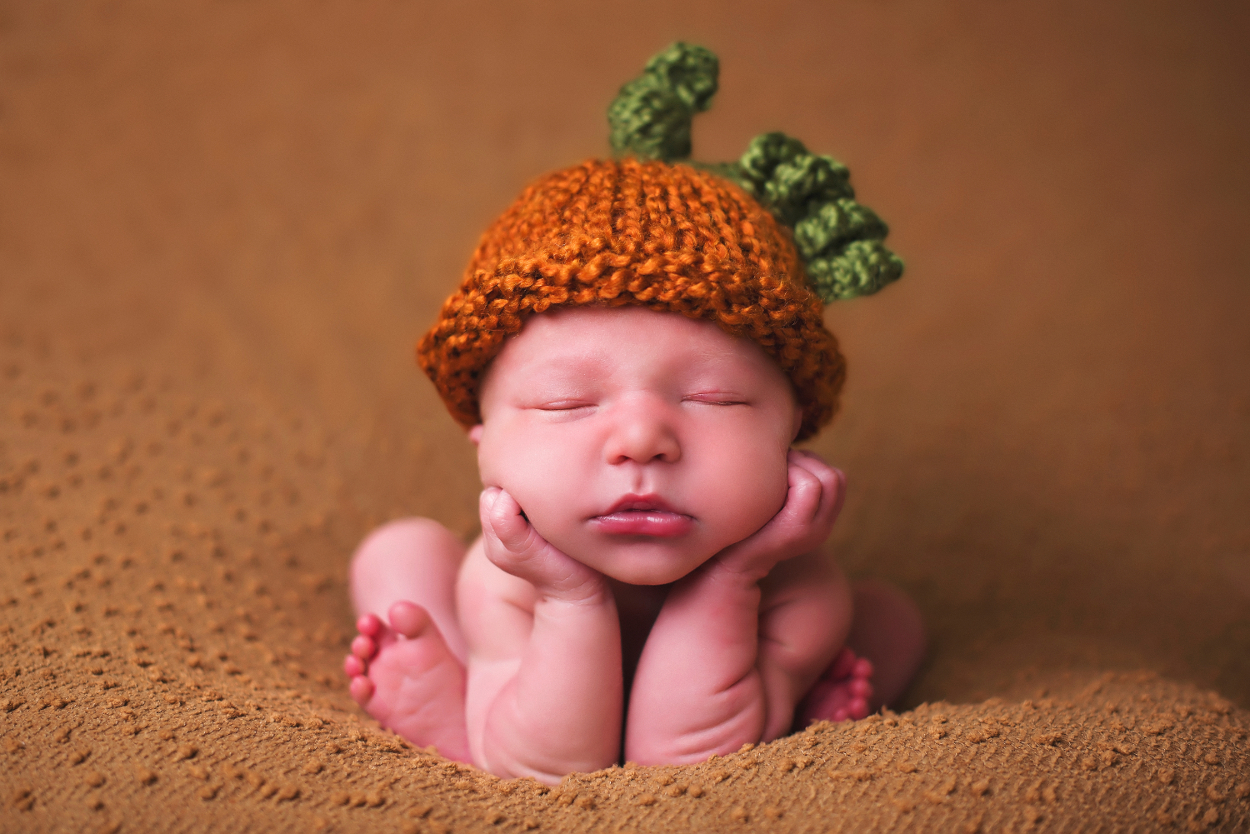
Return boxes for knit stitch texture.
[417,157,845,441]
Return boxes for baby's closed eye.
[528,399,598,420]
[517,384,598,414]
[533,400,595,410]
[537,402,595,412]
[682,392,751,406]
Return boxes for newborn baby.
[343,43,924,782]
[346,305,922,781]
[347,308,925,785]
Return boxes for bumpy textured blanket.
[2,2,1247,831]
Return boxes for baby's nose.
[604,398,681,465]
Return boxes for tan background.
[2,1,1248,830]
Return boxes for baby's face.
[472,306,799,586]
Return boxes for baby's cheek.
[756,454,792,520]
[710,455,789,542]
[492,461,582,543]
[476,432,555,500]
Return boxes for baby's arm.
[625,451,847,765]
[458,488,624,783]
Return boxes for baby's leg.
[350,518,468,660]
[845,578,925,710]
[795,579,925,727]
[344,518,470,761]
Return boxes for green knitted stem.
[610,45,904,301]
[608,43,718,161]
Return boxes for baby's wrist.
[693,557,772,594]
[534,571,611,607]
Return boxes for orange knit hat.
[417,44,902,442]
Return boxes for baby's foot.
[343,601,471,762]
[793,647,875,729]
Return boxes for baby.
[343,45,925,783]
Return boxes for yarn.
[726,133,903,301]
[608,43,718,161]
[419,43,905,438]
[607,43,903,302]
[417,159,844,441]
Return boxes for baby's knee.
[348,517,469,621]
[349,518,468,592]
[354,517,457,559]
[850,579,924,638]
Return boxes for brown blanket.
[2,2,1248,830]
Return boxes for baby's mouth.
[592,495,693,537]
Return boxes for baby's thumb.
[781,464,824,526]
[479,488,533,554]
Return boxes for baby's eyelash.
[533,401,594,412]
[683,394,749,406]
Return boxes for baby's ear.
[468,425,484,446]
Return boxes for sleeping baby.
[342,44,925,783]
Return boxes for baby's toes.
[351,633,378,660]
[349,674,375,706]
[356,613,384,639]
[848,656,874,705]
[846,695,870,720]
[387,601,432,639]
[823,647,857,681]
[343,654,366,678]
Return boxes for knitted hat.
[418,44,902,441]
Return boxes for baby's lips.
[591,510,694,538]
[601,493,684,516]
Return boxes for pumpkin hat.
[418,44,902,441]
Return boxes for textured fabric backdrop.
[1,2,1247,830]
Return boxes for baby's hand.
[712,450,845,581]
[480,487,608,602]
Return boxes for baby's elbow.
[626,686,767,767]
[479,737,615,785]
[477,695,620,783]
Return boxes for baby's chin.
[556,540,715,587]
[600,566,691,587]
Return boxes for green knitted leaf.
[733,133,854,225]
[736,132,809,184]
[793,199,888,261]
[805,239,904,301]
[763,154,854,226]
[608,43,718,161]
[728,131,902,300]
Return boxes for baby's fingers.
[480,487,542,555]
[776,457,826,528]
[787,450,846,530]
[479,488,605,601]
[736,454,842,562]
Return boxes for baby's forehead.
[506,306,761,367]
[481,306,795,396]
